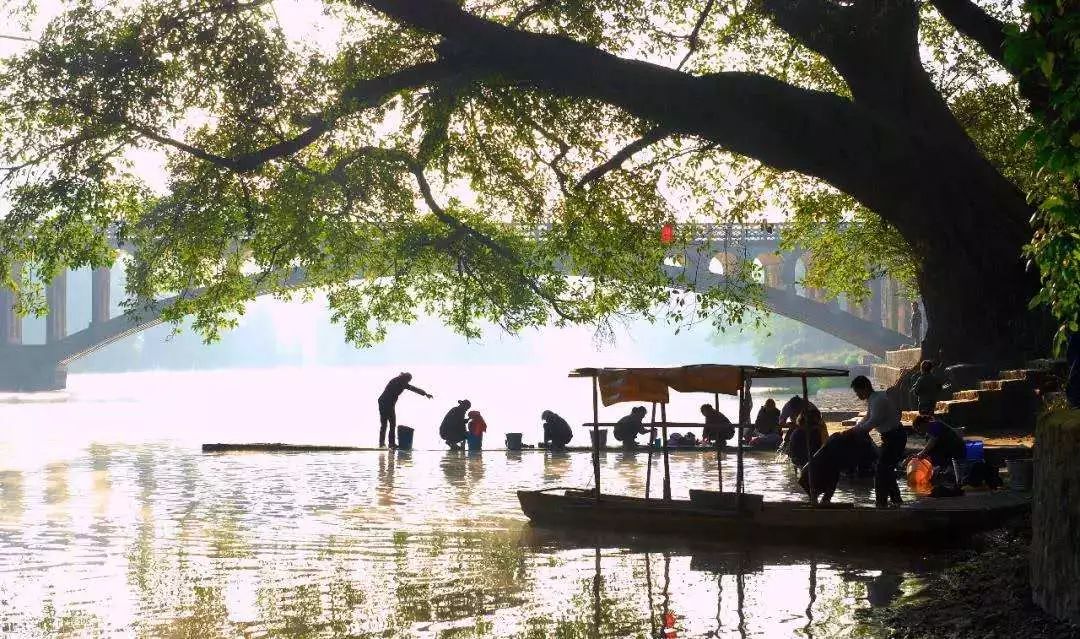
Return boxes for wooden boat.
[518,488,1032,543]
[520,364,1031,545]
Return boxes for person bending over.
[378,372,432,448]
[700,404,735,446]
[613,406,648,449]
[847,375,905,508]
[440,400,471,450]
[541,410,573,450]
[911,415,965,470]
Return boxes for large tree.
[0,0,1058,362]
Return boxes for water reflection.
[0,444,930,637]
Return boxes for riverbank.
[862,516,1079,638]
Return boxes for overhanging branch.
[575,126,671,189]
[929,0,1008,67]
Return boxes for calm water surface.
[0,368,927,638]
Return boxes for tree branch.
[928,0,1008,67]
[354,0,899,211]
[575,126,670,189]
[676,0,716,71]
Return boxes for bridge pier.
[46,271,67,344]
[1,262,22,346]
[91,267,110,324]
[0,346,67,392]
[0,289,18,346]
[869,278,883,328]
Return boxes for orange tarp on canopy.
[579,364,847,406]
[595,365,745,406]
[597,370,669,406]
[663,365,744,395]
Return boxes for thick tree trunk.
[1032,409,1080,623]
[886,125,1053,365]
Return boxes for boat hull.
[517,489,1030,544]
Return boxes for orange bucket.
[906,457,933,494]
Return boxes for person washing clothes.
[910,414,965,470]
[613,406,648,448]
[541,410,573,450]
[847,375,905,508]
[440,400,471,450]
[700,404,735,446]
[749,398,782,448]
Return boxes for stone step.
[979,378,1035,392]
[999,369,1035,381]
[952,388,1005,402]
[872,364,904,388]
[935,398,979,413]
[885,347,922,369]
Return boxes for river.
[0,367,926,637]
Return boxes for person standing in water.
[378,372,433,448]
[848,375,905,508]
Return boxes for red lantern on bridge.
[660,223,675,245]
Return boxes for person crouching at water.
[378,372,433,448]
[440,400,471,450]
[847,375,905,508]
[786,404,826,469]
[750,398,782,448]
[613,406,648,448]
[700,404,735,446]
[467,410,488,446]
[910,414,965,470]
[541,410,573,450]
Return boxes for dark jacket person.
[440,400,471,450]
[613,406,648,448]
[700,404,735,445]
[542,410,573,449]
[378,372,432,448]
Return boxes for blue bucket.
[965,440,984,462]
[397,425,415,450]
[466,433,483,451]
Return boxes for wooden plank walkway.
[905,489,1031,511]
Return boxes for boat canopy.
[569,365,849,406]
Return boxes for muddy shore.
[861,516,1079,638]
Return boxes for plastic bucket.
[466,433,483,451]
[965,440,984,462]
[1006,459,1034,491]
[906,457,933,493]
[397,425,415,450]
[590,429,608,449]
[505,433,523,451]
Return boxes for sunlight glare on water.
[0,368,921,637]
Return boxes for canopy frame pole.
[592,375,601,502]
[646,402,657,500]
[736,373,746,505]
[802,374,815,506]
[714,391,723,493]
[661,402,671,501]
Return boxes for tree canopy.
[0,0,1068,360]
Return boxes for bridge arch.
[1,225,913,390]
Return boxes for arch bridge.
[0,224,914,391]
